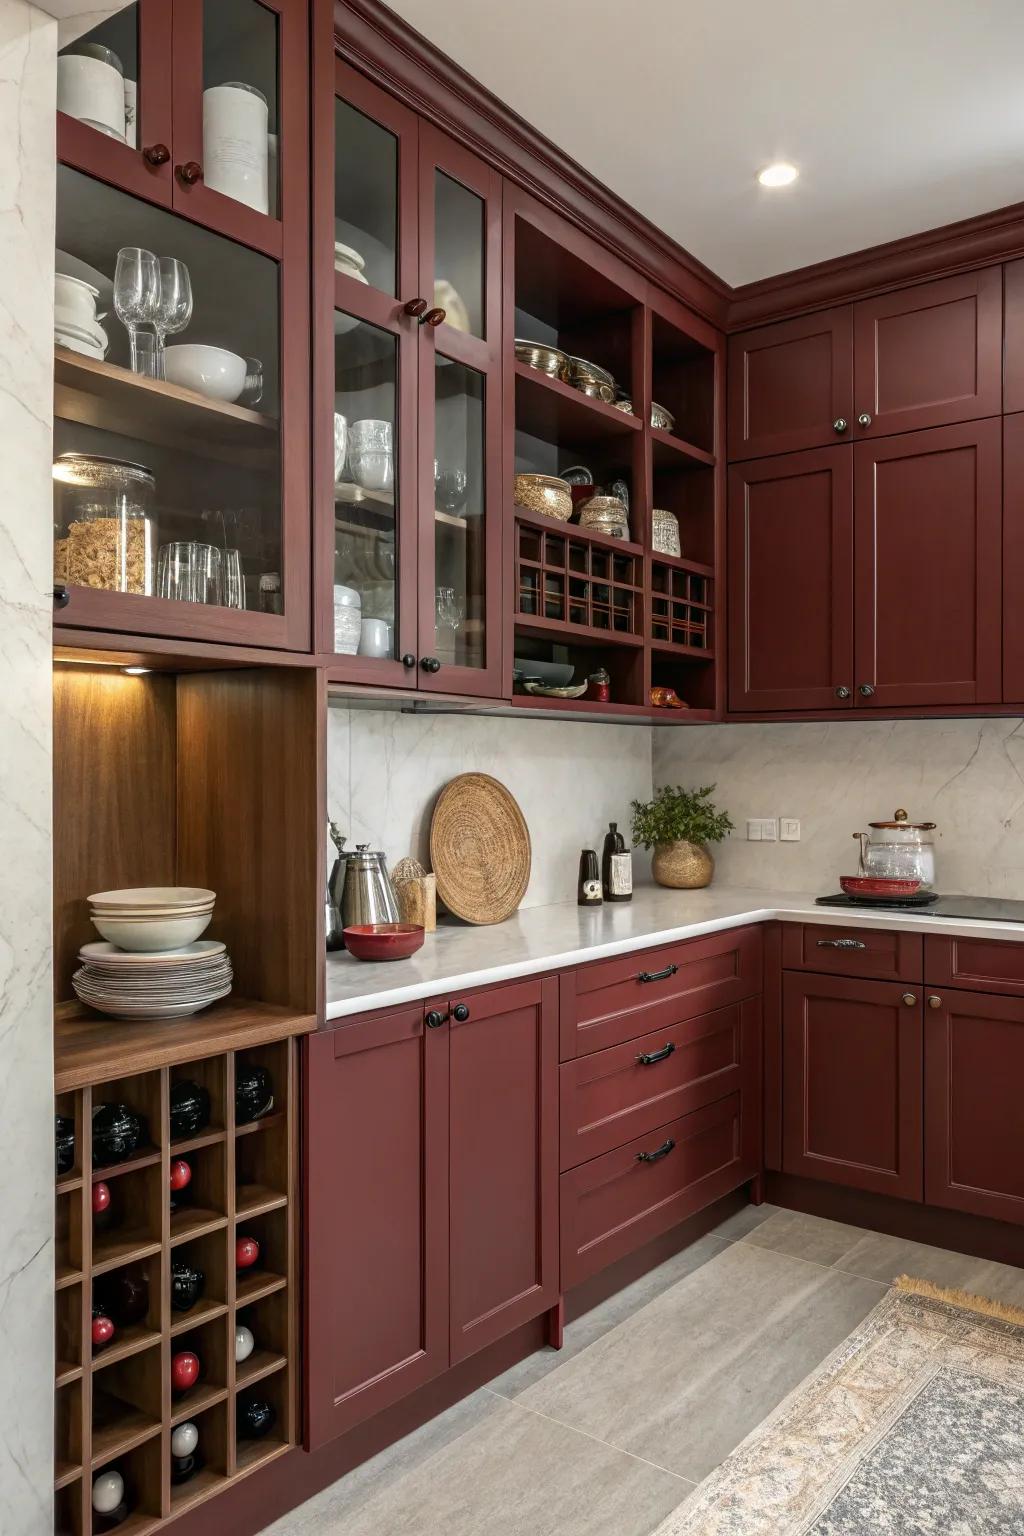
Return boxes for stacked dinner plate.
[73,941,233,1020]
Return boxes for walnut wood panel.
[1002,412,1024,703]
[925,986,1024,1225]
[782,924,923,984]
[1005,260,1024,413]
[727,446,854,712]
[727,308,853,460]
[560,1092,755,1288]
[852,268,1003,437]
[559,996,760,1169]
[782,971,923,1201]
[853,420,1002,709]
[560,925,763,1059]
[924,934,1024,997]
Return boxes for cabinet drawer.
[560,1093,755,1289]
[925,935,1024,996]
[560,997,760,1170]
[561,925,762,1059]
[782,923,922,982]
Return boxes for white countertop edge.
[324,891,1024,1023]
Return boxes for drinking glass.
[114,247,161,373]
[241,357,264,406]
[158,541,198,602]
[435,585,463,637]
[154,257,193,379]
[223,548,245,610]
[193,544,224,605]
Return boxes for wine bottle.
[601,823,633,903]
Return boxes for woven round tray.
[430,773,531,925]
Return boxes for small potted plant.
[630,784,733,889]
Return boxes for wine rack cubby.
[514,512,644,643]
[650,556,714,655]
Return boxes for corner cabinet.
[313,59,504,695]
[304,976,558,1448]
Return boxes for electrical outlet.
[780,818,801,841]
[746,818,777,842]
[746,819,762,842]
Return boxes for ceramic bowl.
[164,344,247,403]
[91,911,213,951]
[54,272,100,325]
[839,875,922,899]
[343,923,425,961]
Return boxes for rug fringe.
[894,1273,1024,1326]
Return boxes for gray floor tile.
[273,1394,689,1536]
[741,1207,868,1267]
[519,1241,885,1483]
[707,1201,780,1241]
[489,1235,729,1398]
[837,1229,1024,1305]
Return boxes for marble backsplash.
[653,717,1024,896]
[327,706,654,908]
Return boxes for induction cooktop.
[816,894,1024,922]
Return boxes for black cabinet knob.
[52,585,70,609]
[421,657,441,673]
[424,1010,447,1030]
[452,1003,470,1023]
[401,653,416,668]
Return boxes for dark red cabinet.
[1004,261,1024,413]
[1003,413,1024,702]
[305,975,558,1447]
[925,987,1024,1226]
[853,420,1002,708]
[727,308,853,460]
[727,447,853,711]
[852,268,1002,438]
[782,971,923,1201]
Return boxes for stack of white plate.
[73,940,233,1020]
[88,887,216,951]
[55,316,109,360]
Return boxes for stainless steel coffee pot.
[340,844,401,927]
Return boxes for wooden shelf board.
[170,1208,227,1247]
[93,1146,162,1181]
[56,1263,83,1291]
[514,504,645,558]
[514,362,642,445]
[650,641,716,660]
[235,1270,287,1308]
[92,1326,161,1373]
[92,1229,161,1276]
[235,1110,286,1140]
[97,1511,163,1536]
[235,1185,288,1220]
[235,1349,287,1390]
[171,1127,227,1155]
[170,1299,228,1337]
[56,1173,83,1196]
[91,1407,161,1466]
[651,427,716,469]
[234,1436,290,1478]
[649,549,716,579]
[170,1383,227,1426]
[54,347,277,470]
[513,614,644,649]
[650,707,718,725]
[56,1359,82,1389]
[55,999,316,1094]
[170,1466,229,1516]
[54,1460,81,1491]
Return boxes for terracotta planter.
[652,840,714,889]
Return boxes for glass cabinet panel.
[432,358,485,669]
[333,315,399,658]
[434,172,485,338]
[203,0,280,217]
[58,7,140,147]
[335,99,399,297]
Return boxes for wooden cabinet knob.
[177,160,204,186]
[143,143,170,166]
[403,297,428,317]
[421,307,446,327]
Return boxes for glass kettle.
[852,808,936,889]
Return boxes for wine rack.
[514,511,644,644]
[650,556,714,655]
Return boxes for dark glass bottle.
[601,822,633,903]
[577,849,602,906]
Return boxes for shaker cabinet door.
[853,420,1001,709]
[727,308,853,460]
[728,447,854,712]
[1003,412,1024,703]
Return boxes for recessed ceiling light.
[758,162,799,188]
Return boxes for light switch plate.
[780,818,801,841]
[746,818,777,842]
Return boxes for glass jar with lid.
[852,808,937,889]
[53,453,157,595]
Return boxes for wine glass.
[153,257,193,379]
[114,248,161,374]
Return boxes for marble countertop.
[324,884,1024,1021]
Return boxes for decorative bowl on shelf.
[651,400,676,432]
[520,681,588,699]
[578,494,629,539]
[343,922,425,961]
[513,473,573,522]
[91,911,212,950]
[164,344,247,403]
[839,875,922,899]
[514,338,569,380]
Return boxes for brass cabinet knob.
[833,417,848,433]
[928,994,942,1009]
[902,992,917,1007]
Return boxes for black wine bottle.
[601,823,633,903]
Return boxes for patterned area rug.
[652,1276,1024,1535]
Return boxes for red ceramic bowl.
[344,923,425,961]
[839,875,922,899]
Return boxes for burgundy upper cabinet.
[852,269,1002,438]
[853,420,1002,708]
[782,971,923,1201]
[1004,260,1024,413]
[727,308,853,460]
[1003,413,1024,701]
[728,447,853,711]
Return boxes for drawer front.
[560,997,761,1170]
[782,923,922,982]
[560,1092,756,1289]
[562,925,763,1059]
[925,935,1024,996]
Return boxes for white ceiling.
[387,0,1024,287]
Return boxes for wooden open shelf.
[651,427,716,470]
[514,362,642,445]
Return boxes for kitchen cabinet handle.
[858,683,876,697]
[928,994,942,1009]
[902,993,917,1007]
[816,938,866,950]
[52,584,70,609]
[401,653,416,668]
[177,160,204,186]
[832,417,848,434]
[857,412,872,428]
[420,307,446,327]
[403,297,428,317]
[834,685,851,700]
[424,1010,447,1029]
[637,1042,676,1066]
[421,656,441,673]
[143,143,170,166]
[637,963,678,984]
[637,1137,675,1165]
[452,1003,470,1023]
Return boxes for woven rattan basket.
[429,773,531,924]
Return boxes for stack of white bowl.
[55,273,109,361]
[73,888,233,1021]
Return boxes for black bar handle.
[637,1137,675,1165]
[638,963,678,984]
[637,1042,676,1067]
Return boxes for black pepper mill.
[601,823,633,903]
[577,849,602,907]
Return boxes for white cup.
[359,617,391,658]
[350,449,393,493]
[350,418,393,450]
[58,54,126,138]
